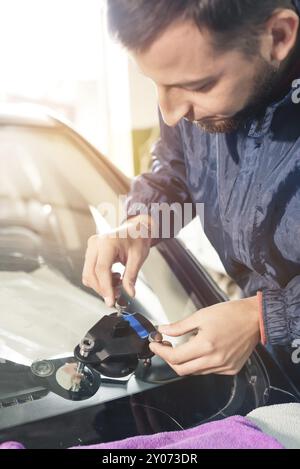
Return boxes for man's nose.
[158,86,191,127]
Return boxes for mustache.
[184,114,223,125]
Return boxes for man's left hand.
[149,296,260,376]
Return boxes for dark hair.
[107,0,295,54]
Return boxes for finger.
[87,276,121,302]
[194,367,237,376]
[82,243,103,295]
[170,355,219,376]
[171,356,241,377]
[157,313,200,337]
[149,337,207,366]
[150,335,210,365]
[87,276,103,297]
[123,246,145,297]
[95,245,117,306]
[86,272,118,304]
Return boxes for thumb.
[158,314,199,337]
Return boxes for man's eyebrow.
[165,76,215,88]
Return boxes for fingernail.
[148,331,163,343]
[162,341,172,347]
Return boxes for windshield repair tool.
[115,295,128,317]
[74,294,159,379]
[71,338,95,392]
[30,356,101,401]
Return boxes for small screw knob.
[115,295,128,317]
[79,337,95,358]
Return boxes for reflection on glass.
[0,126,196,368]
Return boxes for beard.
[195,57,280,134]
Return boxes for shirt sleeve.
[125,111,196,240]
[260,278,300,345]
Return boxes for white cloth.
[247,403,300,449]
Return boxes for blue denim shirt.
[126,0,300,346]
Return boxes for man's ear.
[266,8,299,63]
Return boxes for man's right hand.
[82,215,153,307]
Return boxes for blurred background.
[0,0,238,298]
[0,0,158,177]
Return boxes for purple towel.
[0,441,25,449]
[0,416,284,450]
[72,416,284,450]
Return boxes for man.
[83,0,300,384]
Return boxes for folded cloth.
[247,403,300,449]
[71,416,284,449]
[0,414,287,450]
[0,441,25,449]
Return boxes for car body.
[0,104,299,448]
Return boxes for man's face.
[132,20,279,133]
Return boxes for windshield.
[0,124,196,367]
[0,124,278,446]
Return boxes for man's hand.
[149,297,260,376]
[82,215,153,306]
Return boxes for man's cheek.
[292,79,300,104]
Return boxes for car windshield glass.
[0,124,278,446]
[0,125,196,367]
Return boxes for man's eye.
[190,81,215,93]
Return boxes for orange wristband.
[257,291,267,346]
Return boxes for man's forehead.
[132,19,220,86]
